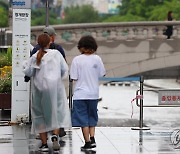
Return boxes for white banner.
[158,90,180,105]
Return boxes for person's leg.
[39,132,49,152]
[89,126,95,137]
[88,100,98,128]
[88,100,98,148]
[72,100,91,150]
[52,129,60,151]
[40,132,48,144]
[81,127,90,142]
[89,126,96,148]
[81,127,91,150]
[72,100,88,127]
[52,128,59,135]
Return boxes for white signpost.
[11,0,31,123]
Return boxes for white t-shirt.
[70,54,106,100]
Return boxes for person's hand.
[24,76,30,82]
[22,61,28,69]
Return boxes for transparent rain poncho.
[23,49,71,134]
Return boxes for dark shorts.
[71,99,98,127]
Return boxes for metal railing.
[3,21,180,45]
[31,21,180,44]
[134,77,180,130]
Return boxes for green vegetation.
[119,0,180,21]
[0,73,11,93]
[0,0,8,27]
[61,1,180,23]
[0,48,12,68]
[0,0,8,10]
[0,0,180,27]
[103,14,145,22]
[0,48,12,94]
[31,8,62,26]
[62,5,100,24]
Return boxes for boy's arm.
[70,58,78,81]
[98,58,106,77]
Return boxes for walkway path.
[0,124,179,154]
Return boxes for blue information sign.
[12,0,31,9]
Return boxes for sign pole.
[45,0,49,27]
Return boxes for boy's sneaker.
[38,144,49,152]
[51,135,60,151]
[81,142,91,151]
[90,137,96,148]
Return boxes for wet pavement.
[1,78,180,154]
[0,111,180,154]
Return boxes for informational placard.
[11,0,31,122]
[158,90,180,105]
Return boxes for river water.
[98,79,180,129]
